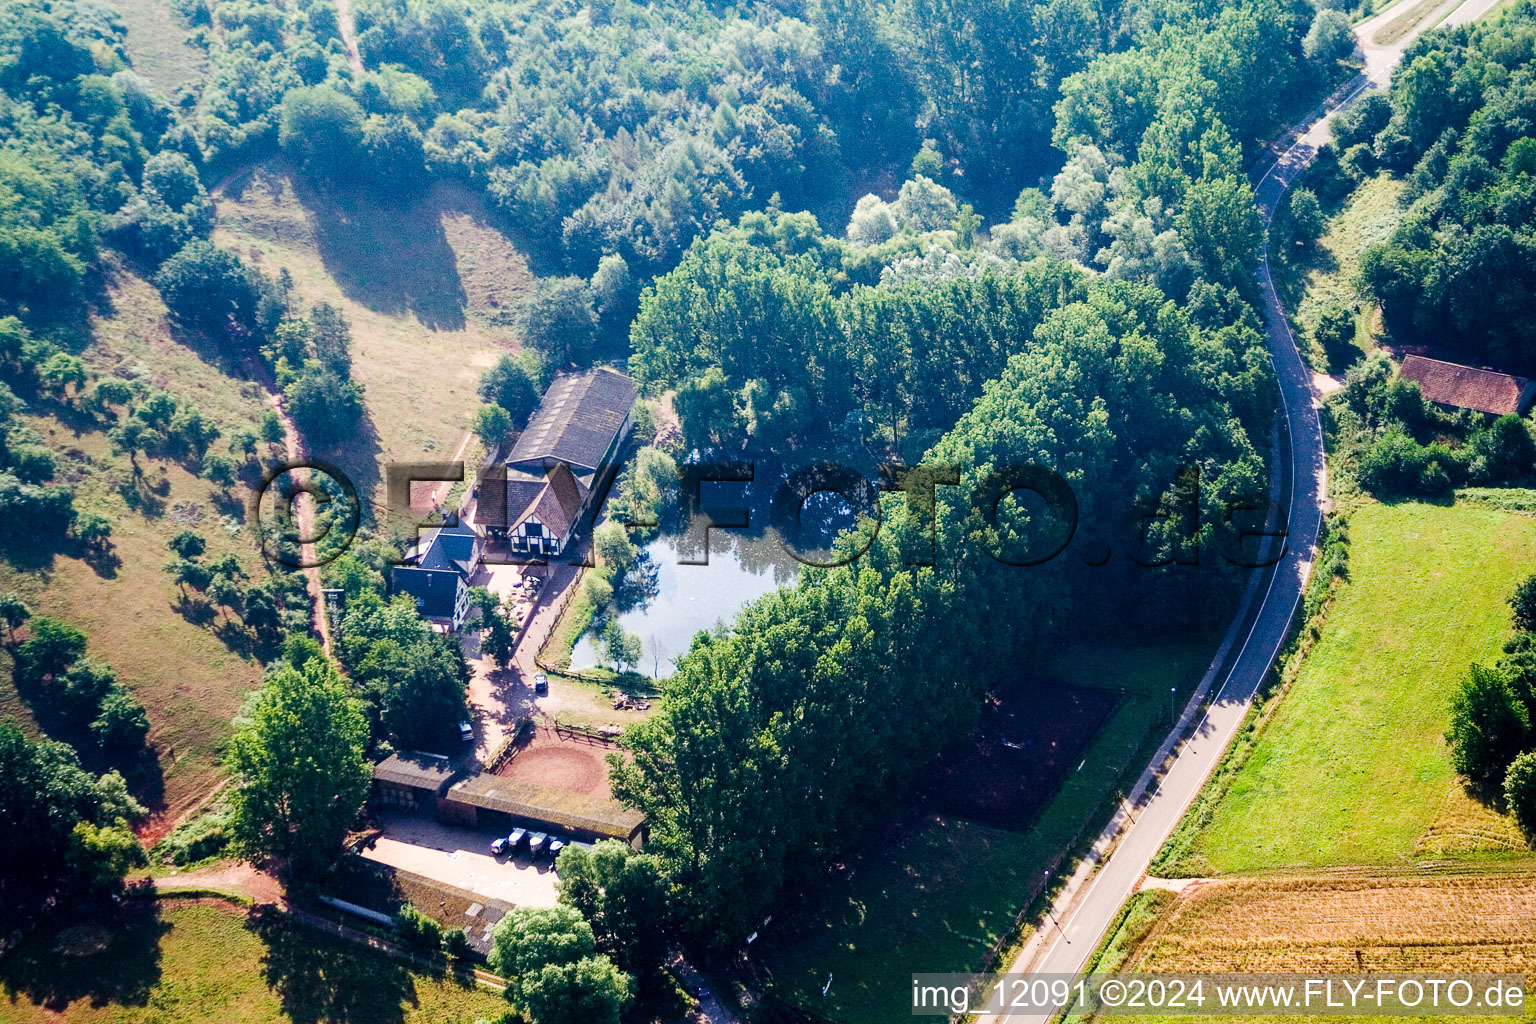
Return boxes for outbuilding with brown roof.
[1400,354,1536,416]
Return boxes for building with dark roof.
[1400,355,1536,416]
[477,367,636,557]
[389,520,482,630]
[371,751,460,813]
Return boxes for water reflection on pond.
[570,472,866,677]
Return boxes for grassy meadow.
[1176,500,1536,874]
[763,639,1217,1024]
[0,898,505,1023]
[213,164,534,516]
[113,0,207,95]
[0,259,278,827]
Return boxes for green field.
[762,639,1216,1024]
[213,165,533,514]
[114,0,207,95]
[0,898,504,1023]
[1188,501,1536,873]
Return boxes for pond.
[569,527,803,676]
[569,465,874,677]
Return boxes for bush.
[1303,8,1354,63]
[279,86,366,181]
[518,278,597,365]
[478,352,542,426]
[155,242,260,336]
[1356,430,1449,495]
[284,361,365,446]
[1447,665,1530,787]
[1512,576,1536,634]
[394,903,443,950]
[1466,415,1536,484]
[155,804,233,865]
[91,686,151,748]
[442,926,471,958]
[1506,751,1536,841]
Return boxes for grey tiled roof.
[508,367,635,472]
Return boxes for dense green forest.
[1354,10,1536,368]
[615,276,1273,947]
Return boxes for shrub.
[155,242,261,336]
[1447,664,1530,786]
[394,903,442,950]
[1506,751,1536,841]
[1302,8,1354,63]
[1513,576,1536,634]
[442,926,471,958]
[155,804,232,865]
[91,686,151,748]
[279,86,366,181]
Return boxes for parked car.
[459,721,473,742]
[533,673,548,696]
[507,827,526,851]
[490,835,510,856]
[527,831,547,855]
[546,837,565,859]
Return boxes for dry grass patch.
[213,164,533,512]
[1,260,274,827]
[114,0,208,94]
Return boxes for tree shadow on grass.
[289,175,468,331]
[0,900,168,1012]
[7,662,168,810]
[249,909,419,1024]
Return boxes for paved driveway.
[360,815,560,909]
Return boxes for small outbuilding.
[1399,354,1536,416]
[371,751,460,814]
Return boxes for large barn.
[476,366,637,557]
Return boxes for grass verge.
[1274,173,1405,371]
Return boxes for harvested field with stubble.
[1089,873,1536,1024]
[1132,874,1536,976]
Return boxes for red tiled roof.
[1399,355,1534,416]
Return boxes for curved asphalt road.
[975,5,1500,1017]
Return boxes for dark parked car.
[533,673,548,696]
